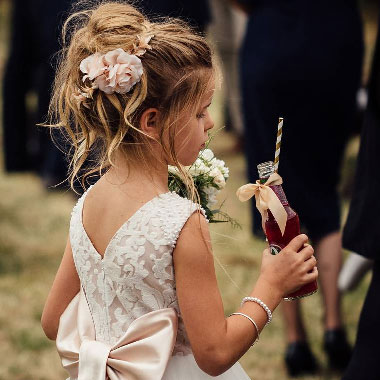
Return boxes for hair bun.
[50,0,214,192]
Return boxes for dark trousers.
[342,261,380,380]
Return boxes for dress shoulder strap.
[155,192,208,249]
[69,185,94,252]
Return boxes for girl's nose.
[205,113,214,131]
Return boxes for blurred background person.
[139,0,211,34]
[234,0,363,376]
[208,0,247,148]
[338,250,373,293]
[2,0,210,193]
[342,12,380,380]
[2,0,73,189]
[141,0,247,152]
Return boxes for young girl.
[41,2,318,379]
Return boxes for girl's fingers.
[303,266,318,283]
[300,244,314,261]
[303,255,317,272]
[286,234,309,253]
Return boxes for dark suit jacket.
[343,14,380,260]
[2,0,72,174]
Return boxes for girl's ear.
[140,108,160,139]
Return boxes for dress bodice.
[69,186,206,355]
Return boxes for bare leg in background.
[283,231,343,342]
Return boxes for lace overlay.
[70,186,206,355]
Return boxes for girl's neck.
[105,157,169,196]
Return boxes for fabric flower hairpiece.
[77,35,154,99]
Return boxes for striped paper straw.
[274,117,283,172]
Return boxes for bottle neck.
[257,161,289,207]
[269,184,289,206]
[266,183,296,221]
[259,175,288,206]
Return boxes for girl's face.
[174,85,215,166]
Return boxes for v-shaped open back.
[79,185,171,261]
[69,185,206,351]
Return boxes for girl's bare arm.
[41,237,80,340]
[174,213,317,376]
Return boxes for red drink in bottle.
[258,161,318,300]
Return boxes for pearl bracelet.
[241,297,272,325]
[229,312,259,346]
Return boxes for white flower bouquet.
[168,149,238,226]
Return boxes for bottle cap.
[257,161,275,179]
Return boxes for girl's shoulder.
[150,191,209,245]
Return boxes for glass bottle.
[258,161,318,300]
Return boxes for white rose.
[204,185,218,196]
[212,158,224,169]
[189,159,208,176]
[215,173,226,188]
[200,148,214,162]
[220,166,229,178]
[209,168,226,189]
[211,159,229,179]
[209,167,221,178]
[204,186,218,207]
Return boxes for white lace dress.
[67,185,251,379]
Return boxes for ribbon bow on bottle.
[56,288,178,380]
[236,173,287,235]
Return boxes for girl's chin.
[168,152,199,167]
[177,157,198,167]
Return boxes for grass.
[0,0,375,379]
[0,174,73,379]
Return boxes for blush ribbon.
[56,288,178,380]
[236,173,287,235]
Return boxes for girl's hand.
[259,234,318,298]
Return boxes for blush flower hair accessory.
[77,35,154,99]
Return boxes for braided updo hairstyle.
[48,0,215,195]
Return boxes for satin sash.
[56,288,178,380]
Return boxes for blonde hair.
[48,0,215,197]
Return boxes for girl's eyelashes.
[196,102,212,119]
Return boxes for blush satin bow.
[236,173,287,235]
[56,288,178,380]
